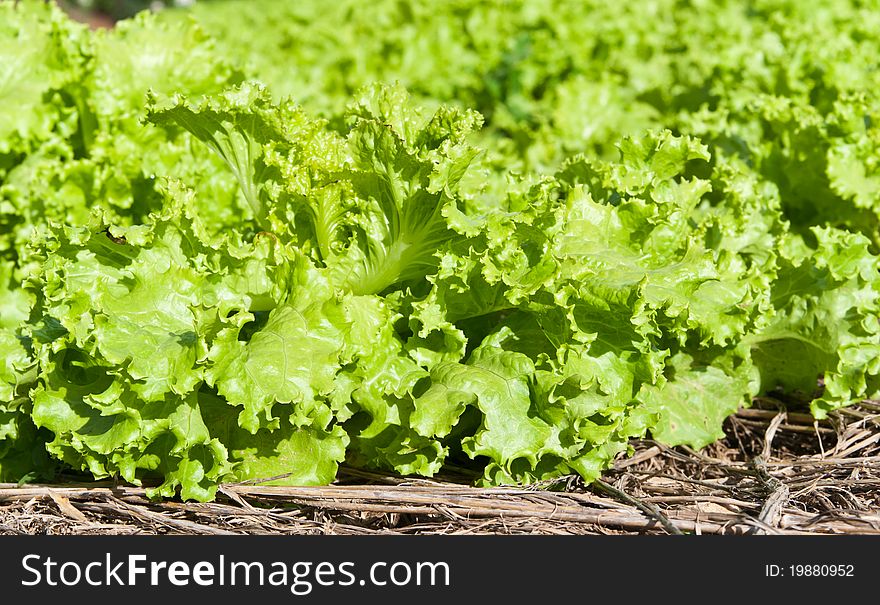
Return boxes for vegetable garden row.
[1,0,878,503]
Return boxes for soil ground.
[3,399,878,535]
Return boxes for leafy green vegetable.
[0,0,878,499]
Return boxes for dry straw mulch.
[2,398,879,535]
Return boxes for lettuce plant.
[0,0,877,499]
